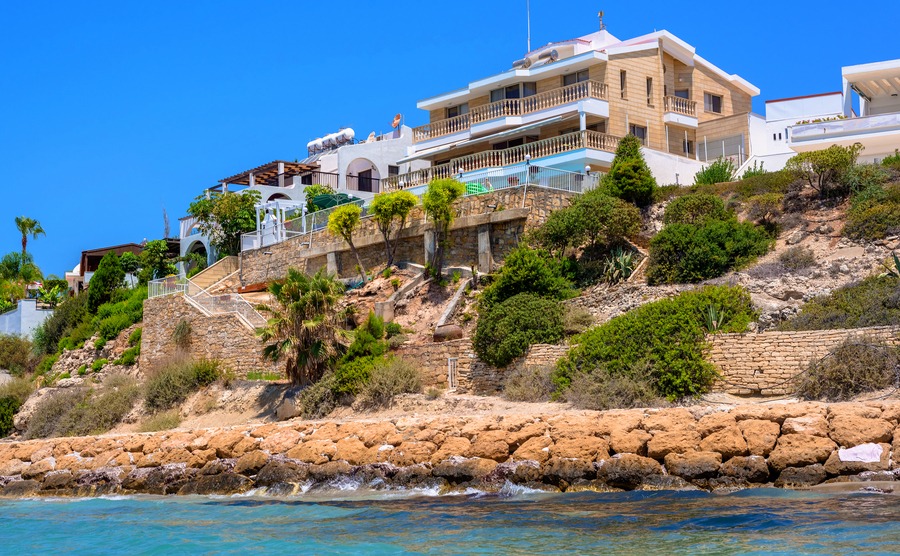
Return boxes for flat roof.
[766,91,842,104]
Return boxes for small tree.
[369,190,418,267]
[327,203,367,283]
[138,240,176,284]
[88,253,124,313]
[256,268,345,386]
[694,157,737,185]
[188,189,261,257]
[14,216,45,259]
[603,134,657,207]
[574,189,641,248]
[119,252,141,287]
[422,178,465,276]
[785,143,863,198]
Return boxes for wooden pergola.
[215,160,319,189]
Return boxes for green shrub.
[694,157,736,185]
[845,184,900,240]
[663,194,730,226]
[555,285,755,399]
[882,149,900,168]
[91,359,108,372]
[425,387,442,400]
[0,334,38,376]
[779,274,900,331]
[778,246,816,271]
[77,364,87,376]
[128,327,142,346]
[0,396,21,437]
[56,372,71,380]
[36,354,58,376]
[646,219,772,285]
[385,321,403,338]
[343,313,387,363]
[563,306,594,336]
[732,170,794,200]
[796,339,898,401]
[563,360,661,410]
[785,143,862,199]
[298,372,338,419]
[91,286,146,342]
[25,375,141,439]
[139,409,182,432]
[144,359,221,412]
[332,355,379,395]
[745,193,784,226]
[474,293,565,368]
[480,246,575,310]
[32,293,89,355]
[842,163,889,193]
[0,376,35,405]
[114,346,140,366]
[356,357,422,409]
[741,160,767,180]
[503,365,555,402]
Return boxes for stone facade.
[141,295,280,377]
[707,326,900,396]
[394,339,475,390]
[240,187,574,285]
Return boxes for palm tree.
[15,216,45,258]
[256,267,345,386]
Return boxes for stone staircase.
[189,256,239,293]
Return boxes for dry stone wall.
[707,326,900,395]
[394,339,475,390]
[141,295,280,377]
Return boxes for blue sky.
[2,0,898,276]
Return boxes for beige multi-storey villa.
[387,25,761,188]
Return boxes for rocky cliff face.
[1,401,898,497]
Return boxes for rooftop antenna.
[598,10,606,31]
[526,0,531,52]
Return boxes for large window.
[490,83,536,102]
[446,103,468,119]
[563,69,589,87]
[704,92,723,114]
[629,124,647,144]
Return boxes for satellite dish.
[392,113,402,128]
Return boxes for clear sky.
[2,0,898,277]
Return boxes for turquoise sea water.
[1,487,898,555]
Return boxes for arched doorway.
[345,158,381,193]
[267,193,291,202]
[185,240,209,276]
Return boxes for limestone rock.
[699,426,748,459]
[646,429,701,460]
[823,443,891,475]
[510,436,551,463]
[551,436,610,462]
[696,412,737,437]
[433,324,463,342]
[430,437,472,464]
[597,454,664,490]
[774,465,827,487]
[663,451,721,480]
[432,457,497,482]
[178,472,252,495]
[720,456,769,483]
[255,461,309,487]
[260,429,302,454]
[389,441,436,467]
[828,415,893,447]
[286,440,337,464]
[234,450,269,475]
[334,438,372,466]
[739,419,781,457]
[542,457,596,484]
[641,408,696,432]
[308,461,354,481]
[767,434,837,471]
[467,431,511,461]
[0,480,41,497]
[610,429,652,456]
[781,415,828,437]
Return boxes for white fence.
[148,276,188,298]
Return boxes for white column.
[579,110,586,131]
[842,77,854,117]
[249,172,255,187]
[278,162,285,188]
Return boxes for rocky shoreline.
[1,401,899,498]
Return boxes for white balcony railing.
[791,112,900,142]
[413,81,609,143]
[386,130,620,191]
[664,96,697,117]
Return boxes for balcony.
[385,130,620,190]
[663,96,698,128]
[413,81,610,145]
[790,112,900,154]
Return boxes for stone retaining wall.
[2,401,898,497]
[240,187,573,285]
[707,326,900,396]
[141,295,280,377]
[394,339,476,390]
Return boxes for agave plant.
[602,247,636,284]
[703,304,729,333]
[882,252,900,278]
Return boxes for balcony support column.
[579,110,587,131]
